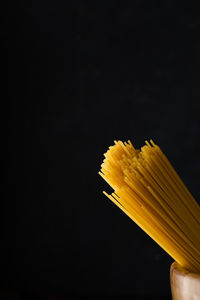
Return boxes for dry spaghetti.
[99,140,200,273]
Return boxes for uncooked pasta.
[99,140,200,273]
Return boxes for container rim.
[170,261,200,279]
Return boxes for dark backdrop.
[4,1,200,299]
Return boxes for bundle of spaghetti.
[99,140,200,273]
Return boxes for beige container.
[170,262,200,300]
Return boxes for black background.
[3,1,200,299]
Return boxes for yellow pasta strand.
[99,140,200,273]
